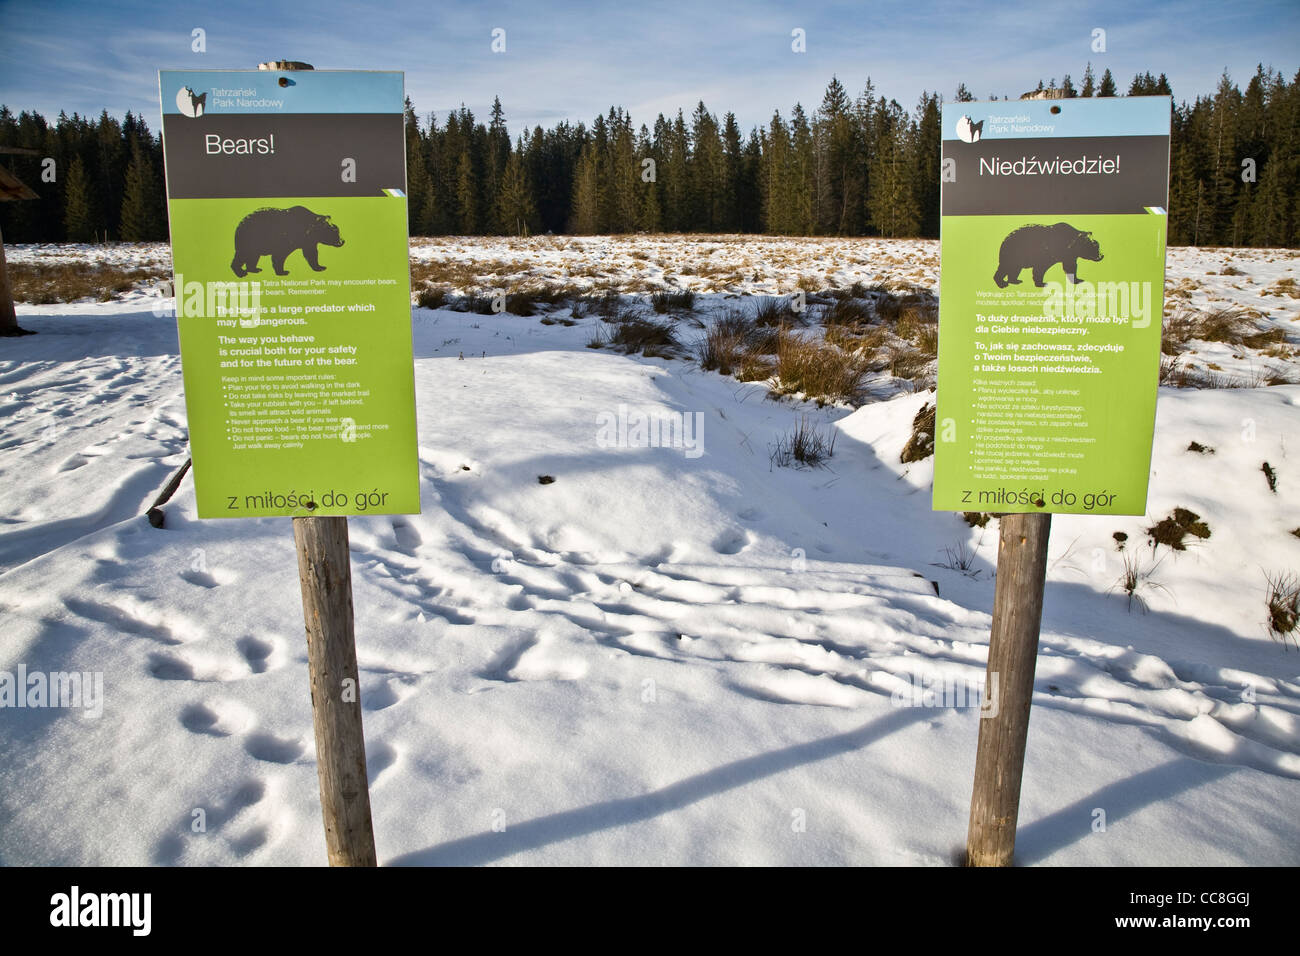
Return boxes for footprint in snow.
[390,519,423,555]
[152,778,271,864]
[235,635,279,674]
[243,732,305,765]
[179,568,220,588]
[711,530,750,555]
[178,697,256,737]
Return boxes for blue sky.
[2,0,1297,135]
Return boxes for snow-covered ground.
[1,236,1298,866]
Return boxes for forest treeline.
[2,63,1297,247]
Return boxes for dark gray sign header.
[162,113,405,199]
[942,135,1169,216]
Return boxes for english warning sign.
[159,69,418,518]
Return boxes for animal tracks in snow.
[179,697,256,737]
[152,776,294,864]
[64,595,194,646]
[144,630,287,684]
[341,495,1300,782]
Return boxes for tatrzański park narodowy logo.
[175,86,207,118]
[955,114,983,143]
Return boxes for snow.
[1,236,1298,866]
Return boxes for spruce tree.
[721,112,743,231]
[607,109,639,232]
[912,93,942,237]
[1167,150,1198,245]
[495,148,536,236]
[119,140,161,240]
[866,99,920,238]
[663,111,690,231]
[739,131,763,233]
[815,76,863,234]
[636,123,662,233]
[1250,156,1288,246]
[763,111,791,233]
[638,178,662,232]
[855,79,878,232]
[485,97,509,226]
[94,110,124,239]
[455,151,478,234]
[571,145,602,233]
[405,100,433,236]
[63,156,94,242]
[789,104,815,235]
[689,102,724,231]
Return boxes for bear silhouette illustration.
[230,206,344,277]
[993,222,1102,288]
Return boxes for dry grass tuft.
[772,330,871,406]
[414,285,450,309]
[698,310,759,376]
[1146,507,1211,551]
[1261,277,1298,299]
[1264,571,1300,645]
[821,297,873,327]
[901,402,936,463]
[603,316,678,357]
[753,295,801,326]
[770,415,837,468]
[650,288,697,313]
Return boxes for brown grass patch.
[1261,277,1298,298]
[9,261,169,303]
[1146,507,1211,551]
[772,330,871,406]
[901,402,936,463]
[607,316,679,357]
[698,310,758,375]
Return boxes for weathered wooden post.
[258,59,377,868]
[0,149,41,337]
[292,507,376,866]
[965,511,1051,867]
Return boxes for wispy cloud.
[1,0,1296,133]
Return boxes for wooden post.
[293,514,376,866]
[262,58,376,867]
[0,222,16,335]
[1,148,45,337]
[1,223,34,337]
[965,510,1052,867]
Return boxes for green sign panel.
[935,97,1171,515]
[159,69,419,518]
